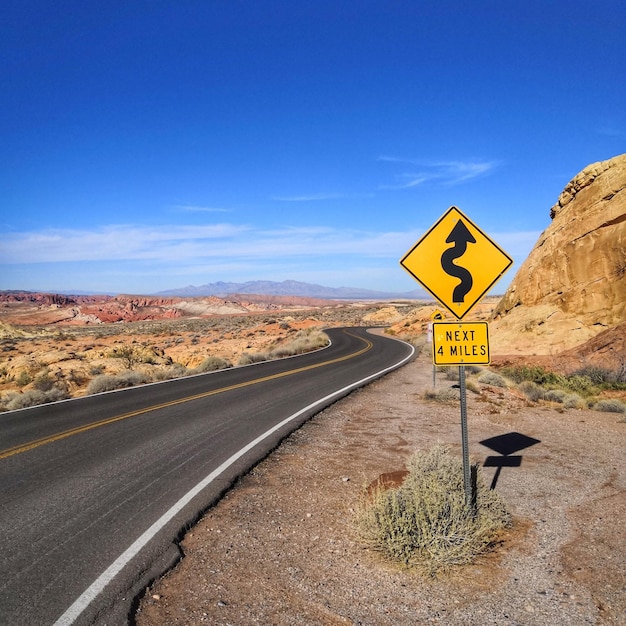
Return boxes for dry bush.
[1,386,70,411]
[239,330,329,365]
[517,380,545,402]
[86,371,150,395]
[478,371,507,388]
[423,387,460,403]
[355,445,511,574]
[238,351,270,366]
[543,389,584,409]
[192,356,232,373]
[151,364,189,381]
[593,399,626,414]
[269,329,328,358]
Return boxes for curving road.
[0,327,414,625]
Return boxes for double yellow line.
[1,331,372,460]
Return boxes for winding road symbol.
[400,206,513,319]
[441,219,476,303]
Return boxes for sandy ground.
[135,340,626,625]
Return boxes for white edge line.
[53,338,415,626]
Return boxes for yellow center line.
[0,331,372,460]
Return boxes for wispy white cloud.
[0,222,539,266]
[0,222,538,294]
[0,224,251,264]
[378,156,498,189]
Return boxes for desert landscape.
[1,154,625,624]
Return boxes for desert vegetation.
[1,323,331,410]
[495,363,626,414]
[355,444,511,574]
[1,295,624,417]
[420,363,626,418]
[0,301,424,412]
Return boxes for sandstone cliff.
[491,153,626,355]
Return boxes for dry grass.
[354,444,511,575]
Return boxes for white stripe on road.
[53,338,415,625]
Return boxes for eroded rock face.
[491,153,626,354]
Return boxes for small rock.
[152,594,161,601]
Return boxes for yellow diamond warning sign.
[432,321,490,365]
[400,206,513,319]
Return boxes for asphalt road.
[0,327,414,625]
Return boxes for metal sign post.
[458,365,472,507]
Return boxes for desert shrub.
[465,380,480,394]
[238,351,270,365]
[517,380,545,402]
[440,365,481,380]
[499,365,564,386]
[542,389,584,408]
[355,445,511,573]
[445,368,459,381]
[15,370,32,387]
[593,399,626,414]
[544,389,567,403]
[478,372,507,388]
[194,356,232,373]
[87,371,149,394]
[270,329,329,358]
[561,374,596,395]
[563,393,584,409]
[154,363,189,380]
[572,366,625,386]
[87,375,116,394]
[423,387,460,403]
[3,386,69,411]
[32,368,56,392]
[108,345,141,369]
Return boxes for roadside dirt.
[135,338,626,625]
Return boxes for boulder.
[491,153,626,354]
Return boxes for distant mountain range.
[156,280,430,300]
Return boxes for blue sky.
[1,1,624,295]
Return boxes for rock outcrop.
[491,153,626,354]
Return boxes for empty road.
[0,327,414,625]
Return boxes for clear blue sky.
[1,1,624,295]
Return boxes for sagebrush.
[355,445,511,574]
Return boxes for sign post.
[400,206,512,507]
[429,309,444,388]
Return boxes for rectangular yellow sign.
[432,321,490,365]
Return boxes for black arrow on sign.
[441,219,476,303]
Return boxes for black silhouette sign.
[400,206,513,319]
